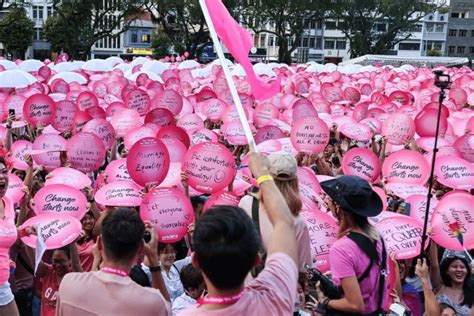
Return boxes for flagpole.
[199,0,257,153]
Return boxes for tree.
[331,0,441,58]
[43,0,144,60]
[151,30,174,58]
[237,0,330,64]
[0,7,34,59]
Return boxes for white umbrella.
[126,70,164,84]
[48,72,88,85]
[53,62,82,73]
[113,63,132,73]
[0,69,37,88]
[178,60,200,70]
[131,57,149,67]
[0,60,17,70]
[231,64,246,77]
[106,56,124,67]
[191,67,212,79]
[18,59,44,72]
[142,61,168,75]
[211,58,233,67]
[82,59,112,72]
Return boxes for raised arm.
[248,152,297,264]
[416,258,440,316]
[69,242,83,272]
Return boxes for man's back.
[57,271,170,316]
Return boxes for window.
[268,36,274,47]
[336,40,346,50]
[457,46,465,53]
[426,23,444,33]
[259,34,266,47]
[472,30,474,37]
[131,31,138,43]
[32,6,43,19]
[459,30,467,37]
[448,46,455,53]
[398,42,420,50]
[316,37,322,49]
[34,28,43,41]
[324,39,335,49]
[470,47,474,54]
[288,37,294,47]
[325,21,337,30]
[309,37,315,48]
[310,20,316,29]
[374,23,386,32]
[141,34,150,43]
[302,37,308,47]
[47,7,53,17]
[428,15,433,20]
[253,35,258,47]
[451,12,459,18]
[448,29,457,36]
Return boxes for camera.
[307,267,342,299]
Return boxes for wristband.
[256,175,273,186]
[149,265,162,273]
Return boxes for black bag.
[250,197,267,278]
[325,232,387,316]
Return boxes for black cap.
[320,176,383,217]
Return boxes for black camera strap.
[250,197,267,278]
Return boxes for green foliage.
[438,6,449,14]
[0,7,34,59]
[44,0,144,60]
[151,30,173,58]
[331,0,439,58]
[426,49,441,57]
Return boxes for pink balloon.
[94,181,142,207]
[342,148,380,182]
[50,79,70,94]
[297,167,321,194]
[153,90,183,115]
[434,155,474,190]
[253,102,279,127]
[182,142,236,194]
[290,117,330,154]
[66,132,106,173]
[6,173,24,204]
[124,125,158,149]
[406,194,438,226]
[292,99,318,122]
[38,65,51,80]
[201,98,227,122]
[82,118,115,150]
[161,138,187,163]
[415,109,447,137]
[20,213,82,250]
[189,128,218,147]
[431,192,474,251]
[299,184,319,210]
[140,187,194,243]
[76,91,99,111]
[51,100,78,132]
[23,94,56,126]
[376,215,427,260]
[339,123,373,142]
[382,113,415,145]
[384,182,428,199]
[72,110,93,133]
[45,167,91,189]
[105,102,127,118]
[255,125,285,145]
[382,150,430,185]
[32,134,67,171]
[157,126,190,148]
[10,140,33,171]
[126,137,170,187]
[301,210,338,273]
[415,137,451,152]
[454,134,474,162]
[177,113,204,131]
[144,108,175,127]
[159,162,183,188]
[104,159,131,183]
[110,108,142,138]
[227,174,252,196]
[222,122,248,145]
[203,191,240,212]
[125,89,150,115]
[33,184,87,219]
[6,95,26,120]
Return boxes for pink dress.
[0,196,17,285]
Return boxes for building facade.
[445,0,474,61]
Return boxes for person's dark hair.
[180,264,204,291]
[190,196,205,209]
[101,207,144,262]
[440,257,472,306]
[53,246,71,259]
[0,156,6,167]
[158,242,177,254]
[192,205,261,290]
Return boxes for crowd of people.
[0,56,472,316]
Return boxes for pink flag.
[205,0,280,100]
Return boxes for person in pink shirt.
[315,176,389,315]
[180,152,298,315]
[76,211,97,272]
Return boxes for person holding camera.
[56,207,171,315]
[315,176,389,315]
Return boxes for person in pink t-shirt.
[315,176,390,315]
[180,152,298,316]
[76,211,97,272]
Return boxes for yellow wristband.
[256,175,273,186]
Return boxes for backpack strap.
[377,238,387,312]
[347,232,379,283]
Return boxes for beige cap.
[267,153,297,180]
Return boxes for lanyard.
[197,292,243,305]
[102,267,128,277]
